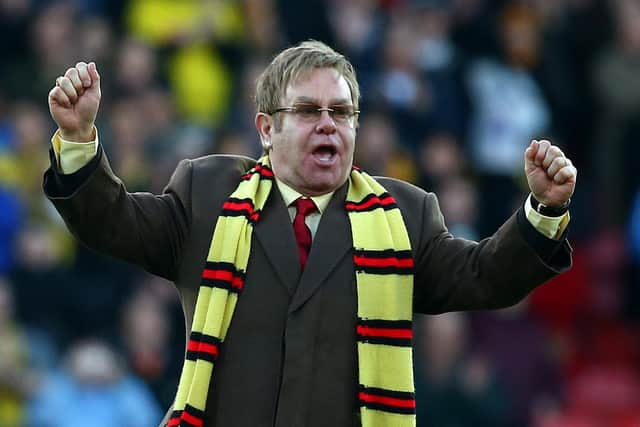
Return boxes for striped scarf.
[169,157,416,427]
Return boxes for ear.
[255,113,273,151]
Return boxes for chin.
[306,174,347,195]
[303,182,335,195]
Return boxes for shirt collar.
[274,177,334,214]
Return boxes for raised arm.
[44,62,192,280]
[412,139,576,313]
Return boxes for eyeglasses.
[272,103,360,126]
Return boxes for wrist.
[530,195,570,217]
[59,126,95,143]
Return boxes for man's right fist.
[48,61,101,142]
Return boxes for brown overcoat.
[43,147,572,427]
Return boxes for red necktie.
[292,197,317,270]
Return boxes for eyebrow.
[291,96,353,105]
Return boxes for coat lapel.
[289,182,352,313]
[254,187,301,295]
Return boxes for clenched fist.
[525,140,577,207]
[48,61,101,142]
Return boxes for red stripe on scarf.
[345,194,396,211]
[187,340,219,359]
[180,411,204,427]
[222,200,254,211]
[353,255,414,269]
[356,325,413,340]
[255,164,274,177]
[222,201,260,222]
[241,164,274,180]
[359,391,416,409]
[201,269,244,290]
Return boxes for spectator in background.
[524,0,586,159]
[437,177,479,240]
[29,338,162,427]
[138,88,188,192]
[0,277,53,427]
[125,0,243,128]
[112,38,158,96]
[413,0,468,138]
[466,3,550,235]
[417,130,479,240]
[105,97,153,191]
[414,313,509,427]
[354,112,417,183]
[243,0,282,54]
[471,300,563,426]
[0,0,33,88]
[24,2,79,101]
[223,58,268,157]
[417,131,467,192]
[214,130,256,158]
[328,0,385,97]
[76,17,115,73]
[592,0,640,225]
[0,101,74,272]
[0,102,49,202]
[354,112,396,176]
[119,284,182,410]
[376,12,433,146]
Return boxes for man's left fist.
[524,139,577,207]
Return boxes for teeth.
[316,152,332,161]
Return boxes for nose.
[315,110,337,134]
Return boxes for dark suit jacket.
[43,146,572,427]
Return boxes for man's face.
[263,67,357,196]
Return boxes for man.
[44,41,576,427]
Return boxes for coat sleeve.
[43,144,192,280]
[412,192,572,314]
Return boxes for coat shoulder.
[374,176,434,206]
[189,154,257,178]
[372,176,443,251]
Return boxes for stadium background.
[1,0,640,425]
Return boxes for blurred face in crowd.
[500,6,540,68]
[256,67,357,196]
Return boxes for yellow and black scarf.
[169,157,416,427]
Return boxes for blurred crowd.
[1,0,640,426]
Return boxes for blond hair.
[255,40,360,116]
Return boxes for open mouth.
[312,145,338,165]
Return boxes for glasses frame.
[271,103,360,126]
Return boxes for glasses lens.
[294,104,321,121]
[331,106,354,122]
